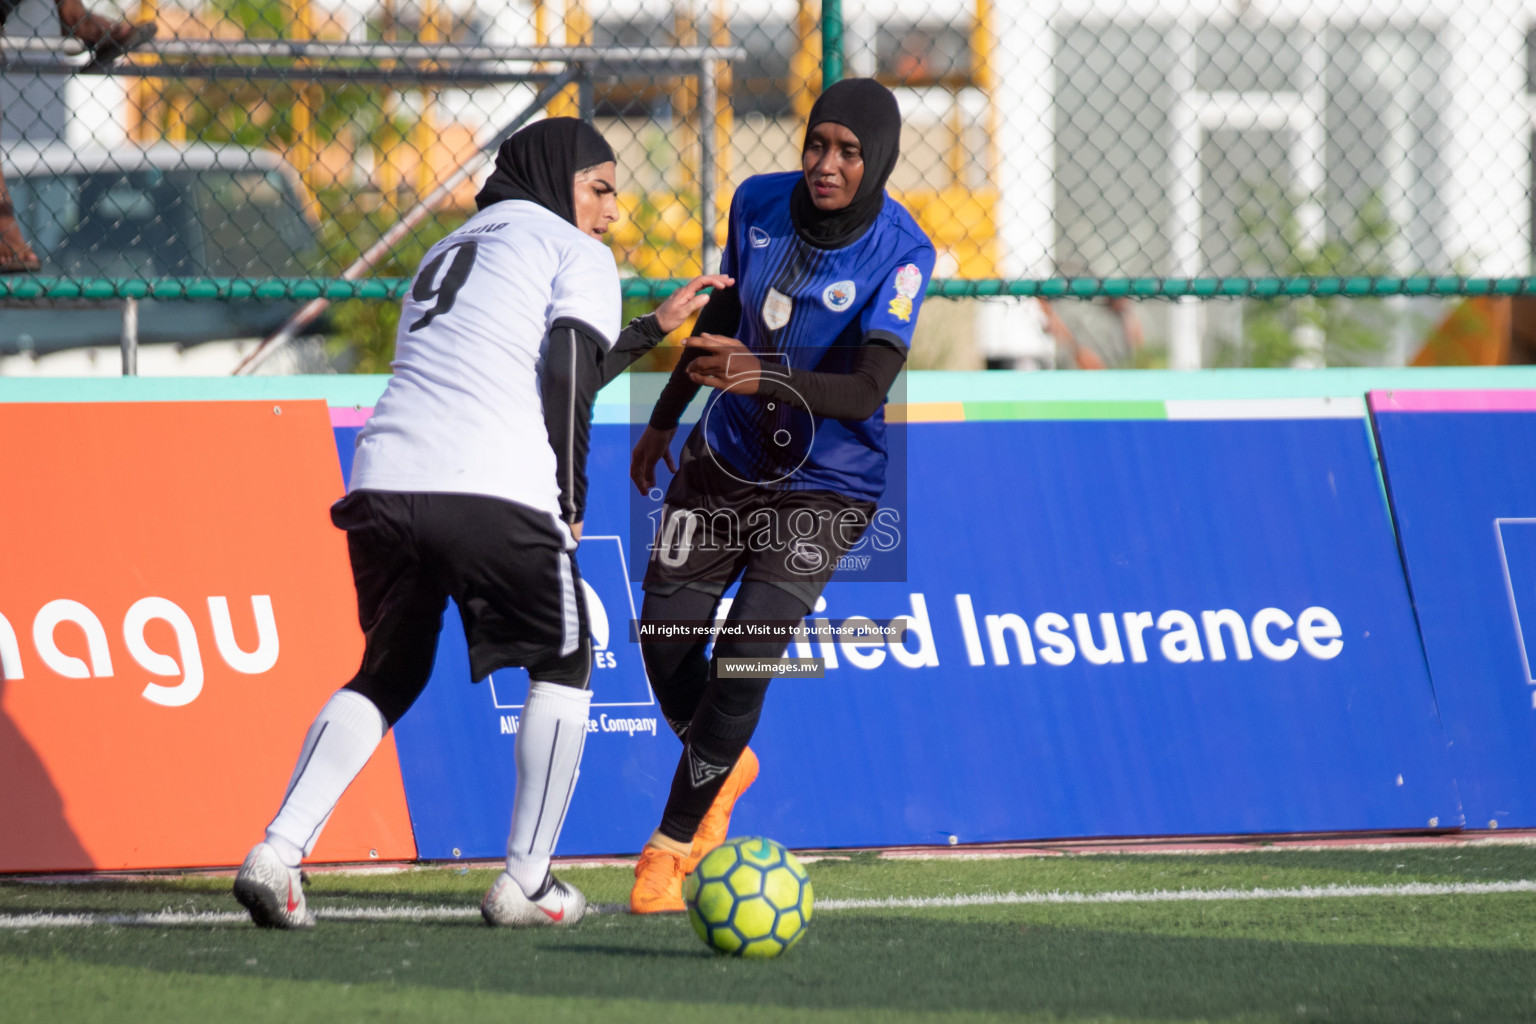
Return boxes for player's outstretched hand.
[631,425,677,495]
[654,274,734,334]
[685,334,762,396]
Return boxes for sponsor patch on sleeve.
[888,263,923,322]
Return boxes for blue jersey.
[695,172,935,501]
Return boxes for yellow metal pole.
[414,0,441,197]
[791,0,819,120]
[167,88,190,144]
[711,0,732,245]
[972,0,1000,181]
[946,99,966,182]
[377,0,400,199]
[968,0,1003,274]
[290,0,317,189]
[130,0,159,142]
[673,0,698,194]
[549,0,587,119]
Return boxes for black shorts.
[333,490,590,695]
[642,432,876,607]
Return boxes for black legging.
[640,581,814,842]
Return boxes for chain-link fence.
[2,0,1534,370]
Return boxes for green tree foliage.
[1215,186,1411,367]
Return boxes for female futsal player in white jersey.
[232,118,730,929]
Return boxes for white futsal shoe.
[233,842,315,930]
[481,870,587,927]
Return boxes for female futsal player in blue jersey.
[627,77,936,911]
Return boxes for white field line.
[816,879,1536,910]
[4,881,1536,930]
[0,906,480,929]
[18,834,1536,886]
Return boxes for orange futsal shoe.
[685,746,760,873]
[630,844,688,914]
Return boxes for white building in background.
[6,0,1536,369]
[1034,0,1536,367]
[492,0,1536,366]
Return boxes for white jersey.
[349,201,622,516]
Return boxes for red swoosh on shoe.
[540,905,564,922]
[287,881,300,914]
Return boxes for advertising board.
[0,402,414,871]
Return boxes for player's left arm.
[540,245,624,526]
[684,243,935,421]
[540,320,606,526]
[598,273,734,387]
[685,334,906,422]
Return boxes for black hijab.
[790,78,902,249]
[474,117,616,226]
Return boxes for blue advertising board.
[741,414,1459,848]
[1370,390,1536,829]
[337,404,1460,856]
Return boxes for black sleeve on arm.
[647,284,742,430]
[692,283,742,337]
[755,336,908,421]
[598,313,667,387]
[542,317,607,524]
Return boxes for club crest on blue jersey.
[749,226,771,249]
[822,280,857,312]
[763,288,792,330]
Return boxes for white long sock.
[505,681,591,894]
[265,689,388,867]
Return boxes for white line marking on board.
[1494,518,1536,688]
[1163,397,1366,420]
[4,881,1536,929]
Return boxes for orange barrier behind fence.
[0,401,413,872]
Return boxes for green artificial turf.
[3,846,1536,1023]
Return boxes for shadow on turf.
[544,943,704,960]
[6,913,1536,1021]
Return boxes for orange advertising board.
[0,401,415,871]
